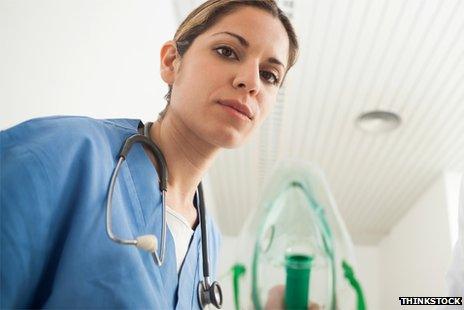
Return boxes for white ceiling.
[178,0,464,244]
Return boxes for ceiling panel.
[175,0,464,244]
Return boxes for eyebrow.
[211,31,286,70]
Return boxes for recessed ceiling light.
[356,110,401,133]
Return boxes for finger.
[308,301,321,310]
[264,285,285,310]
[268,284,285,295]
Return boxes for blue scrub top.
[0,116,221,309]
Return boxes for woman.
[1,0,298,308]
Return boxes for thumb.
[308,301,321,310]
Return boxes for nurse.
[0,0,298,308]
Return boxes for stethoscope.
[105,122,223,309]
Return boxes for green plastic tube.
[232,263,246,310]
[342,260,366,310]
[285,254,313,310]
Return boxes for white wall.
[0,0,177,129]
[445,172,463,247]
[378,174,453,310]
[354,245,380,310]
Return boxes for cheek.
[176,58,229,102]
[171,68,207,110]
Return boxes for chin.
[222,140,244,149]
[212,130,247,149]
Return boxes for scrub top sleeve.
[209,216,222,280]
[1,147,53,308]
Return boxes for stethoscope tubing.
[106,157,137,246]
[197,182,211,282]
[105,142,167,266]
[105,122,222,308]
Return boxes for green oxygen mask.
[231,161,366,310]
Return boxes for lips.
[217,99,253,120]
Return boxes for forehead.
[200,6,289,66]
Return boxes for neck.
[147,112,220,215]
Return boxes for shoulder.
[205,214,222,278]
[2,116,140,144]
[1,115,144,185]
[206,214,222,252]
[1,115,141,156]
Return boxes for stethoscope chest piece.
[198,279,223,309]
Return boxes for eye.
[214,46,239,60]
[260,70,280,85]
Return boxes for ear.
[160,40,180,85]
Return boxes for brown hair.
[159,0,299,119]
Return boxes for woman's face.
[162,6,290,148]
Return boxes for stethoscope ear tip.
[136,234,158,253]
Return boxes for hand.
[264,285,320,310]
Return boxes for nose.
[232,61,260,96]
